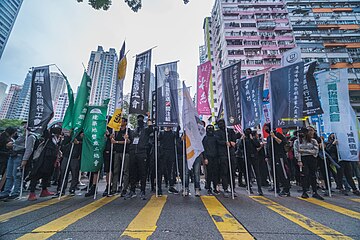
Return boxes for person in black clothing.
[326,133,360,196]
[235,134,246,188]
[265,124,291,196]
[56,132,83,196]
[128,115,153,200]
[240,128,263,195]
[202,125,220,195]
[256,133,269,187]
[158,127,179,195]
[0,127,17,187]
[102,127,113,196]
[215,119,237,198]
[110,118,133,196]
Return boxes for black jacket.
[215,128,236,157]
[239,137,261,158]
[202,134,218,159]
[131,125,153,154]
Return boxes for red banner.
[196,61,211,115]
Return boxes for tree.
[0,119,23,129]
[77,0,189,12]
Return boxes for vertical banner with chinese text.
[28,66,53,134]
[221,62,242,126]
[240,74,264,129]
[129,49,152,115]
[303,61,323,116]
[81,105,108,172]
[196,61,211,115]
[156,61,179,127]
[270,62,304,128]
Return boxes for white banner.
[281,46,302,67]
[317,69,358,161]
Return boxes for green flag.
[81,104,108,172]
[72,72,92,140]
[61,74,75,130]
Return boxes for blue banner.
[270,62,304,128]
[240,74,264,128]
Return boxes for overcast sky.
[0,0,214,95]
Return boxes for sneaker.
[158,190,163,197]
[207,189,213,195]
[182,188,189,197]
[85,185,96,197]
[127,191,136,199]
[40,189,54,197]
[258,190,264,196]
[279,191,290,197]
[140,191,146,200]
[195,188,201,197]
[168,187,179,194]
[213,190,220,195]
[7,195,19,200]
[249,188,254,194]
[301,192,309,199]
[69,190,75,196]
[353,190,360,196]
[120,190,127,197]
[28,192,37,201]
[312,193,324,200]
[340,189,349,196]
[0,194,9,200]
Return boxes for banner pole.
[174,137,181,191]
[317,121,331,197]
[182,132,186,196]
[271,135,278,197]
[108,142,114,196]
[59,143,75,200]
[155,129,158,197]
[225,125,235,200]
[243,138,251,195]
[19,128,28,200]
[94,170,100,200]
[119,127,128,195]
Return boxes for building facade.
[15,70,31,120]
[0,84,22,119]
[206,0,296,116]
[87,46,118,114]
[0,82,8,108]
[53,93,69,122]
[0,0,23,60]
[50,72,66,106]
[286,0,360,116]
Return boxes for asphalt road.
[0,180,359,240]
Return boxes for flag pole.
[118,126,129,195]
[19,127,28,200]
[59,143,75,200]
[108,140,114,196]
[94,170,100,200]
[317,120,331,197]
[269,71,277,197]
[182,131,186,196]
[224,124,235,200]
[174,137,181,191]
[242,137,251,195]
[155,129,159,197]
[271,135,278,197]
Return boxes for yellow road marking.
[350,198,360,203]
[120,195,167,240]
[17,196,119,240]
[201,196,254,240]
[299,197,360,220]
[0,196,70,223]
[250,196,351,240]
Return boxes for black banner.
[151,91,156,125]
[129,49,152,115]
[28,66,54,134]
[156,62,179,127]
[270,62,304,128]
[221,62,242,126]
[303,61,323,116]
[240,74,264,129]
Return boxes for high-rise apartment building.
[50,72,66,106]
[286,0,360,116]
[0,84,22,119]
[0,82,8,108]
[207,0,296,113]
[199,45,208,64]
[15,70,32,120]
[0,0,23,60]
[53,93,69,122]
[87,46,118,114]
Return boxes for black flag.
[155,61,179,127]
[240,74,264,129]
[270,62,304,128]
[303,61,323,116]
[129,49,152,115]
[221,62,242,126]
[28,66,54,134]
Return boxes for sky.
[0,0,215,95]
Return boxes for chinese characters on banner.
[221,62,242,126]
[316,69,358,161]
[129,49,152,115]
[81,106,108,172]
[302,61,323,116]
[28,66,54,134]
[270,61,304,128]
[156,61,179,127]
[240,74,264,129]
[196,61,211,115]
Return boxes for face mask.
[218,122,225,129]
[206,128,214,135]
[137,119,144,127]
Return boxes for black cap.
[137,114,144,120]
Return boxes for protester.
[0,127,17,188]
[294,127,323,200]
[102,127,113,196]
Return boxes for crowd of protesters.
[0,116,359,202]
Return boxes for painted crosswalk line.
[17,195,119,240]
[299,197,360,220]
[201,196,254,240]
[350,198,360,203]
[0,196,70,223]
[120,195,167,240]
[250,196,351,240]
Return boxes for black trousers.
[219,156,229,191]
[270,156,291,192]
[246,157,262,191]
[57,157,80,193]
[302,155,318,193]
[30,175,51,193]
[338,161,358,191]
[206,157,220,190]
[130,152,147,192]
